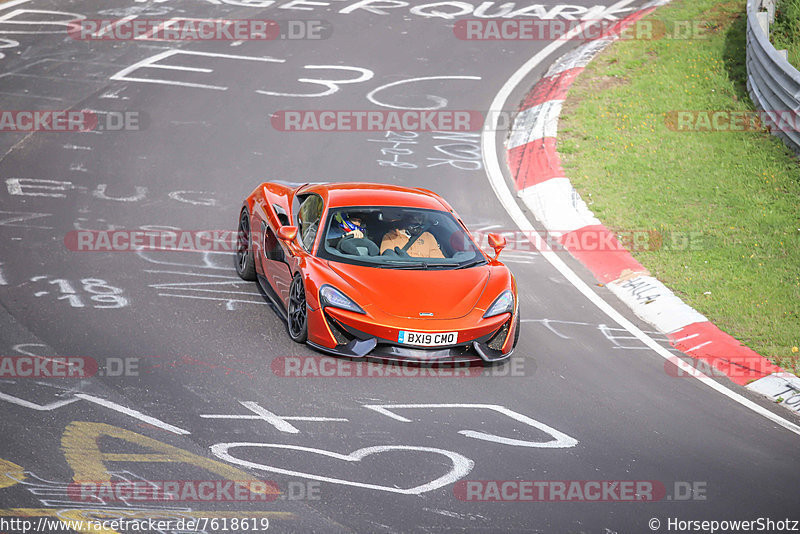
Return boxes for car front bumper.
[306,307,516,363]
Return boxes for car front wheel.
[235,209,256,281]
[287,274,308,343]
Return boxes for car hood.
[328,261,491,319]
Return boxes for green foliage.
[558,0,800,371]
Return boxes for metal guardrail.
[746,0,800,155]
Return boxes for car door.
[296,193,324,253]
[259,219,293,306]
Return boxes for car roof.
[298,182,451,211]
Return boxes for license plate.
[397,331,458,347]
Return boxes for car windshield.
[317,206,486,270]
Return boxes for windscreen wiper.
[454,259,487,269]
[423,262,459,269]
[383,261,454,270]
[380,261,426,269]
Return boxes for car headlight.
[320,285,365,314]
[483,290,514,318]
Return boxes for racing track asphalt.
[0,0,799,532]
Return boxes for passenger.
[380,213,444,258]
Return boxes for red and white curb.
[504,4,800,412]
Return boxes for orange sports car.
[236,182,519,362]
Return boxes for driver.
[380,213,444,258]
[333,212,366,240]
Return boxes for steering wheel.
[337,237,379,256]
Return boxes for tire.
[235,209,257,281]
[287,274,308,343]
[513,306,521,347]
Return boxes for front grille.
[325,313,353,346]
[378,344,469,359]
[487,320,510,351]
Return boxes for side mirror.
[277,226,298,242]
[487,232,507,260]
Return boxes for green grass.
[771,0,800,67]
[558,0,800,372]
